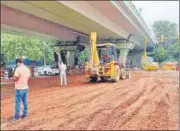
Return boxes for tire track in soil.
[41,84,136,130]
[119,89,146,108]
[69,85,134,112]
[107,79,158,130]
[106,89,146,130]
[2,82,116,130]
[28,84,108,113]
[67,88,147,130]
[57,109,107,130]
[1,71,179,130]
[18,117,52,130]
[14,86,109,130]
[1,77,149,130]
[49,85,115,126]
[117,100,148,129]
[1,76,140,106]
[64,90,108,110]
[56,116,84,130]
[138,82,171,130]
[121,77,173,130]
[142,99,169,130]
[80,84,143,129]
[70,77,150,129]
[68,81,140,111]
[151,85,158,92]
[74,72,174,130]
[28,85,84,102]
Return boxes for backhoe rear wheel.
[120,68,126,80]
[113,65,120,82]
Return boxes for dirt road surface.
[1,71,179,130]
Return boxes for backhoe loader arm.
[90,32,100,68]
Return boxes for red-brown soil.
[1,71,179,130]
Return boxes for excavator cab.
[97,44,119,64]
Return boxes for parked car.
[50,66,59,75]
[34,66,59,76]
[34,66,44,76]
[44,66,59,76]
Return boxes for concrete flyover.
[1,1,157,67]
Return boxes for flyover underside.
[1,1,156,68]
[1,1,155,46]
[1,5,89,42]
[1,1,122,39]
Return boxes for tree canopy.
[153,45,167,63]
[152,20,178,39]
[1,33,54,65]
[152,20,179,63]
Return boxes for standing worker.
[58,62,67,86]
[13,58,31,120]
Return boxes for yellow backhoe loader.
[85,32,130,82]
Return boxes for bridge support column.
[116,43,135,67]
[52,43,90,67]
[53,46,62,63]
[128,51,147,68]
[67,50,75,66]
[53,46,76,66]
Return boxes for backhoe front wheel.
[113,65,120,82]
[120,68,126,80]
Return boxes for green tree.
[78,49,89,65]
[153,45,168,63]
[152,20,177,40]
[152,20,179,63]
[1,33,54,65]
[166,42,179,61]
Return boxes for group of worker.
[12,57,67,121]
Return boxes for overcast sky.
[132,1,179,29]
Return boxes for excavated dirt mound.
[1,71,179,130]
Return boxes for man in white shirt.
[58,62,67,86]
